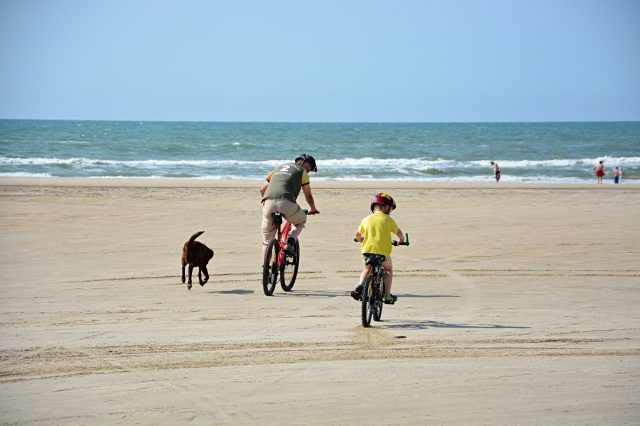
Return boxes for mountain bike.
[262,210,313,296]
[358,234,409,327]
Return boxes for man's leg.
[286,203,308,240]
[283,202,307,255]
[261,200,278,262]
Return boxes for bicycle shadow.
[207,289,344,297]
[398,293,460,298]
[276,290,345,298]
[208,289,255,295]
[267,291,461,299]
[380,319,530,330]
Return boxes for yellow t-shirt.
[358,211,398,259]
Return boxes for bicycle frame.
[262,212,301,296]
[269,212,294,268]
[361,255,386,327]
[276,218,293,266]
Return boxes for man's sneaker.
[284,237,296,256]
[384,294,398,304]
[351,284,363,301]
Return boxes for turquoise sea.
[1,120,638,184]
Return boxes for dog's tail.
[187,231,205,247]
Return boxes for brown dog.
[181,231,214,290]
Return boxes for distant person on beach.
[620,168,625,183]
[593,161,605,184]
[612,167,620,184]
[260,154,319,259]
[491,161,500,182]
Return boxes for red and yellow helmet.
[370,193,396,212]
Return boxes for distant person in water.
[491,161,500,182]
[612,167,620,184]
[593,161,605,184]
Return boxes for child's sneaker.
[384,294,398,304]
[350,284,363,301]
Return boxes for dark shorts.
[363,253,386,266]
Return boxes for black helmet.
[295,153,317,172]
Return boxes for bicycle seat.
[272,212,283,226]
[363,254,386,266]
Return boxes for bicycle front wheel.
[262,239,279,296]
[361,275,374,327]
[280,239,299,291]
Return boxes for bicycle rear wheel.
[361,275,374,327]
[262,239,279,296]
[373,277,384,321]
[280,239,299,291]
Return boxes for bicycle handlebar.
[393,233,410,246]
[354,233,410,246]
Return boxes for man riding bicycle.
[260,154,320,259]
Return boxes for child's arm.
[355,229,364,243]
[395,228,405,244]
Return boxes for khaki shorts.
[261,199,307,243]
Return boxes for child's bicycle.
[356,234,409,327]
[262,210,313,296]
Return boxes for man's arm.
[301,184,319,214]
[259,180,269,197]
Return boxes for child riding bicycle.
[351,193,405,305]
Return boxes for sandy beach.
[1,177,639,425]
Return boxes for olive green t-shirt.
[262,163,310,203]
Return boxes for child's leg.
[359,260,372,285]
[351,261,371,300]
[381,258,393,298]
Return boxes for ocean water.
[1,120,638,184]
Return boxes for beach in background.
[2,120,639,184]
[0,178,638,424]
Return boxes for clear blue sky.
[1,0,638,122]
